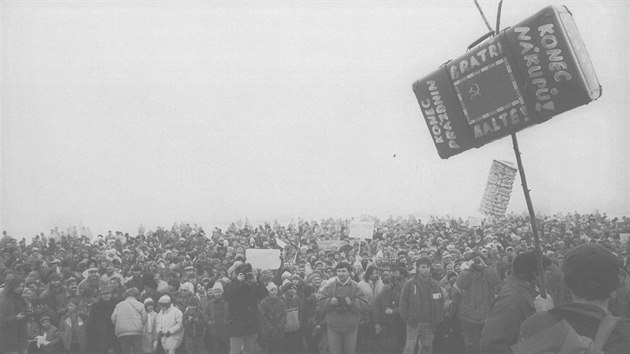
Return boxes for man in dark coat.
[86,285,118,354]
[224,263,268,354]
[0,277,29,354]
[480,251,547,354]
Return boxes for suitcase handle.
[467,31,494,51]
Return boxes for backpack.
[512,315,621,354]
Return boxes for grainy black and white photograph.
[1,1,629,354]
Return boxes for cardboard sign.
[349,221,375,239]
[245,249,281,270]
[480,160,518,217]
[413,6,600,159]
[275,238,287,249]
[317,240,348,252]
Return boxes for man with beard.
[86,285,119,354]
[374,267,407,354]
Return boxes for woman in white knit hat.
[156,295,184,354]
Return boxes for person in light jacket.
[142,298,159,353]
[156,294,184,354]
[111,288,146,354]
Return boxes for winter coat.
[480,275,537,354]
[207,296,228,339]
[183,305,208,339]
[86,299,117,354]
[59,313,87,352]
[224,280,268,337]
[259,296,286,339]
[399,275,446,329]
[40,285,68,315]
[373,282,403,325]
[517,302,630,354]
[456,267,503,324]
[142,311,158,353]
[0,291,29,352]
[156,304,184,350]
[111,296,146,337]
[317,276,369,332]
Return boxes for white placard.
[349,221,375,239]
[275,238,287,249]
[246,249,281,270]
[620,233,630,244]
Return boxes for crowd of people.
[1,211,629,354]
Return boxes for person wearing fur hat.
[224,262,268,354]
[207,281,229,354]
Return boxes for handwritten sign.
[480,160,518,217]
[245,249,281,270]
[348,221,375,240]
[317,240,349,252]
[413,6,600,159]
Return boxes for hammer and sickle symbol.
[469,83,481,99]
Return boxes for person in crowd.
[183,295,208,354]
[111,287,145,354]
[86,285,117,354]
[224,262,268,354]
[78,268,106,295]
[141,298,159,354]
[454,251,503,354]
[513,243,630,354]
[58,301,87,354]
[399,257,448,354]
[38,316,61,354]
[156,295,184,354]
[0,277,29,354]
[317,261,369,354]
[39,273,67,321]
[479,251,549,354]
[259,282,286,354]
[207,280,229,354]
[282,281,304,354]
[356,263,384,354]
[373,267,406,354]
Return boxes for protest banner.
[245,248,281,270]
[480,160,518,217]
[317,240,348,252]
[413,6,600,158]
[349,221,375,239]
[620,233,630,244]
[275,238,287,249]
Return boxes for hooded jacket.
[111,296,146,337]
[480,275,537,354]
[517,302,630,354]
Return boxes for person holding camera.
[317,261,369,354]
[156,294,184,354]
[0,277,28,354]
[224,262,268,354]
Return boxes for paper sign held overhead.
[349,221,375,239]
[246,249,281,270]
[413,6,600,159]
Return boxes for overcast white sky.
[2,0,628,238]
